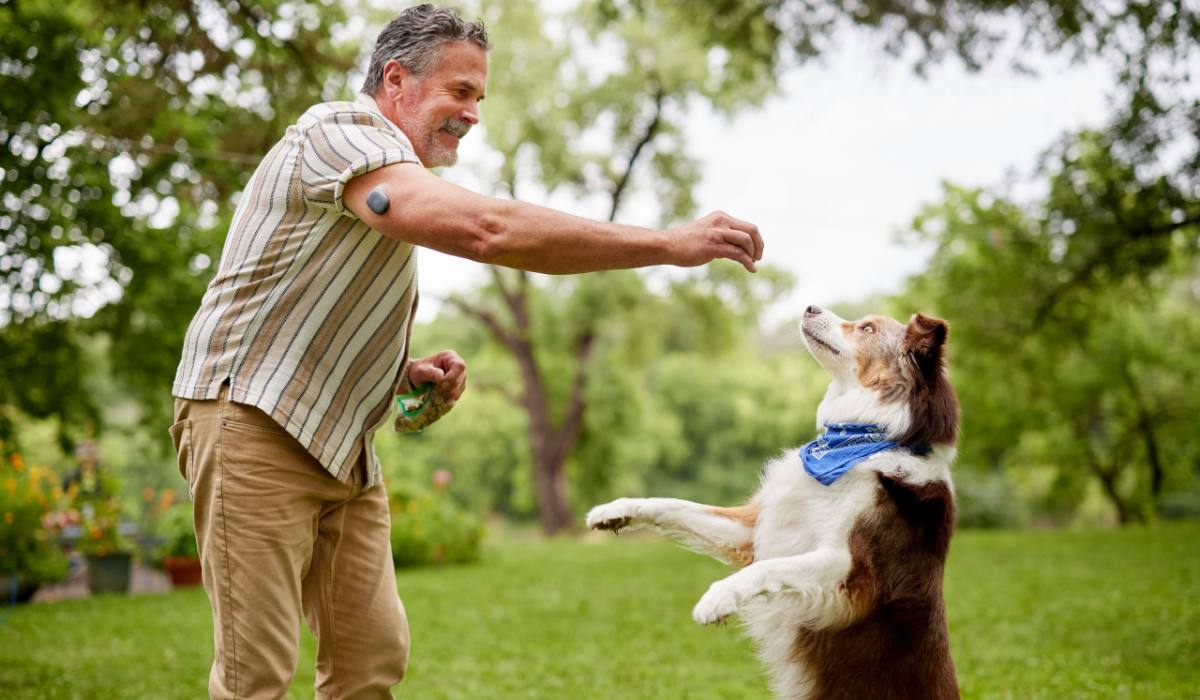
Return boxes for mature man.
[170,4,763,698]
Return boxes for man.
[169,4,764,698]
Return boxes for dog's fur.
[587,306,960,699]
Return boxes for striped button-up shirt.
[173,94,422,487]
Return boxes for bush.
[73,466,133,558]
[158,502,198,559]
[0,451,69,587]
[389,475,483,568]
[1158,491,1200,521]
[955,470,1023,529]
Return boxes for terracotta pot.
[163,556,202,587]
[86,552,132,594]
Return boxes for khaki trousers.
[170,388,409,699]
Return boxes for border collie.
[587,305,960,699]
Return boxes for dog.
[587,305,960,699]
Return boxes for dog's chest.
[751,453,881,560]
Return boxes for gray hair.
[361,4,490,95]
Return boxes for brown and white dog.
[587,305,960,699]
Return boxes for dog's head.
[801,305,959,447]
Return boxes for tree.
[0,0,357,443]
[901,135,1200,523]
[436,0,781,533]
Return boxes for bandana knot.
[800,423,926,486]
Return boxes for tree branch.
[608,85,665,222]
[445,296,520,352]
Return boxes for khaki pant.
[170,388,409,699]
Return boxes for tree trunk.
[1122,366,1165,498]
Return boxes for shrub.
[1158,491,1200,521]
[0,451,69,587]
[158,502,198,559]
[388,475,483,568]
[955,470,1023,529]
[72,465,132,558]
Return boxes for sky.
[417,28,1115,324]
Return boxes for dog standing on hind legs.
[587,305,961,700]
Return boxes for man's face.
[388,41,488,168]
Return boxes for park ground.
[1,523,1198,699]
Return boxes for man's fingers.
[724,216,763,260]
[722,244,756,273]
[720,229,756,260]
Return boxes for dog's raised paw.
[692,581,743,626]
[585,500,637,531]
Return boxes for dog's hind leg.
[586,497,758,566]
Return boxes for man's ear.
[380,60,412,102]
[904,313,948,379]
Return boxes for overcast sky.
[418,29,1115,323]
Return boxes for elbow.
[465,208,510,264]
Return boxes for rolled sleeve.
[300,109,420,217]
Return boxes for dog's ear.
[904,314,948,379]
[901,313,958,446]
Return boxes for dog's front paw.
[585,499,640,532]
[692,578,746,625]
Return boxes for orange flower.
[89,526,103,540]
[3,512,13,525]
[10,453,24,472]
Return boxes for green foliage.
[157,502,197,560]
[901,132,1200,525]
[71,464,132,557]
[2,527,1199,697]
[0,0,357,437]
[388,479,484,568]
[0,452,68,586]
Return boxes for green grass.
[1,524,1198,699]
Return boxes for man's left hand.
[407,350,467,405]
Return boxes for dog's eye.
[860,324,875,334]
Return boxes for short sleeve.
[299,108,421,216]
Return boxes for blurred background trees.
[2,0,1198,540]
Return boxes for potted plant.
[0,452,69,602]
[70,459,134,595]
[159,502,201,587]
[78,494,134,594]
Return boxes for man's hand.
[667,211,764,273]
[407,350,467,405]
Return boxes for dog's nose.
[805,305,822,316]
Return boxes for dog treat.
[366,186,390,215]
[393,387,454,432]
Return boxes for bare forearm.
[473,198,673,274]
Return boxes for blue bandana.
[800,423,908,486]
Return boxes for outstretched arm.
[343,163,764,274]
[587,497,758,567]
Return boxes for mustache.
[440,118,472,138]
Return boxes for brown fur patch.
[853,317,910,404]
[900,314,959,447]
[847,313,959,447]
[708,503,760,529]
[792,474,958,699]
[709,503,760,567]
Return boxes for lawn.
[1,523,1197,699]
